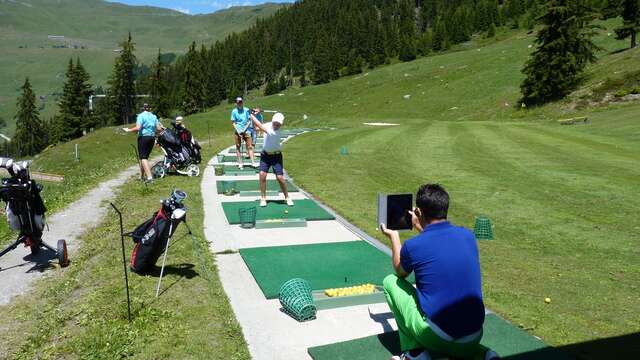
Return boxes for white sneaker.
[259,198,267,207]
[238,164,243,170]
[286,198,294,206]
[251,162,258,168]
[391,350,430,360]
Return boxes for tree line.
[9,0,639,157]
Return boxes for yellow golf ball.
[284,210,289,214]
[544,297,551,304]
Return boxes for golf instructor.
[380,184,498,360]
[231,97,257,169]
[250,110,294,208]
[123,103,163,182]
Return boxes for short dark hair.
[416,184,449,221]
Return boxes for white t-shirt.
[262,122,282,153]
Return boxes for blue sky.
[106,1,294,14]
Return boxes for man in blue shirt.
[249,107,264,146]
[123,103,163,182]
[230,97,257,169]
[380,184,498,360]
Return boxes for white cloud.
[172,6,191,14]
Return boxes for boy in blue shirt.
[230,97,257,169]
[380,184,498,360]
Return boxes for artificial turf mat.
[222,199,335,224]
[221,165,260,175]
[307,314,571,360]
[216,180,299,193]
[239,241,412,299]
[220,155,261,163]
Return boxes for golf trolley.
[152,127,200,179]
[0,157,69,267]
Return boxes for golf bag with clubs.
[173,121,201,164]
[152,128,200,179]
[128,189,188,274]
[0,158,69,267]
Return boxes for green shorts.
[383,274,488,359]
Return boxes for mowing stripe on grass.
[216,179,298,194]
[307,313,572,360]
[221,199,335,224]
[239,241,412,299]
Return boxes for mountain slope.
[0,0,284,131]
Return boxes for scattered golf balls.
[544,297,551,304]
[325,284,376,297]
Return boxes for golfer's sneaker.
[238,164,244,170]
[286,198,294,206]
[391,349,430,360]
[260,198,267,207]
[251,162,258,168]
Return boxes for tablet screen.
[386,194,413,231]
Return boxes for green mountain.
[0,0,284,132]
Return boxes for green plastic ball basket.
[214,165,225,176]
[238,207,257,229]
[279,278,317,322]
[222,181,238,196]
[474,216,494,240]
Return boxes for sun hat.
[272,113,285,125]
[175,116,184,124]
[236,97,243,103]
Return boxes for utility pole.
[289,39,293,86]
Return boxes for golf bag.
[0,158,68,266]
[128,190,187,274]
[153,128,200,178]
[173,122,201,164]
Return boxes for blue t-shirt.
[136,111,158,137]
[231,107,251,133]
[400,221,485,339]
[248,113,264,133]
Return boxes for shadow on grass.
[503,332,640,360]
[368,331,640,360]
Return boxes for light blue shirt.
[231,107,251,133]
[249,113,263,132]
[136,111,158,137]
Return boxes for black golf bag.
[174,123,201,164]
[0,158,68,266]
[153,129,200,178]
[128,190,187,274]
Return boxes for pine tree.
[13,78,47,156]
[311,31,333,85]
[182,42,205,114]
[398,0,418,62]
[433,17,450,51]
[487,22,497,38]
[58,58,92,141]
[520,0,601,106]
[108,33,137,125]
[615,0,640,48]
[150,49,171,118]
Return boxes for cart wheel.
[151,163,166,179]
[187,164,200,177]
[57,239,69,267]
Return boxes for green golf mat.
[220,155,261,163]
[239,241,413,299]
[308,314,571,360]
[222,199,334,225]
[229,147,264,154]
[216,180,298,193]
[220,165,261,175]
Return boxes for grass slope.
[0,0,283,131]
[197,22,640,356]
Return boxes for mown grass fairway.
[0,147,249,359]
[192,21,639,355]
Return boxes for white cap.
[272,113,285,125]
[236,97,243,103]
[175,116,184,122]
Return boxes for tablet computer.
[377,193,413,231]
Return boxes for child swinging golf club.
[250,110,293,207]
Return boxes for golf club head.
[172,208,187,220]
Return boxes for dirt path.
[0,161,148,305]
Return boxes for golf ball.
[544,297,551,304]
[284,210,289,214]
